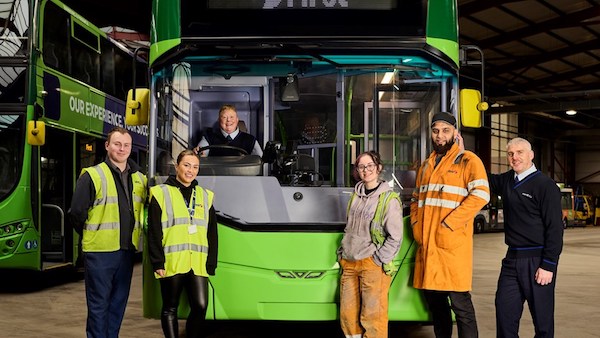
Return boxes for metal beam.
[491,89,600,102]
[487,40,600,77]
[488,99,600,114]
[474,7,600,49]
[508,64,600,90]
[458,1,523,17]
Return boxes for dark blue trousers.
[84,250,135,338]
[495,256,556,338]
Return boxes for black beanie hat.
[431,112,457,127]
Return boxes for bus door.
[362,93,426,199]
[39,127,74,269]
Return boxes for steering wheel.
[198,144,249,156]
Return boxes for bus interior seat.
[238,120,247,133]
[157,150,175,176]
[44,43,59,69]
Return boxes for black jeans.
[159,271,208,338]
[423,290,479,338]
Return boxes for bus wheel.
[474,219,484,234]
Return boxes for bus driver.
[193,104,263,157]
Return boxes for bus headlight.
[0,222,26,237]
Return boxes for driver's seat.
[238,120,247,133]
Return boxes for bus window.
[42,1,70,74]
[0,114,24,199]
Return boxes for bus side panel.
[388,220,431,321]
[0,119,36,270]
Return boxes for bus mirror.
[126,88,150,126]
[460,89,488,128]
[27,120,46,146]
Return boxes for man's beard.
[433,138,455,155]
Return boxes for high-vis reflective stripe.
[150,184,214,278]
[82,163,147,252]
[163,243,208,254]
[416,179,489,209]
[419,197,461,209]
[420,183,468,196]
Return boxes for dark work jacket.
[205,128,257,156]
[488,170,563,272]
[147,175,218,275]
[68,158,143,251]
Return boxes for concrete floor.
[1,226,599,338]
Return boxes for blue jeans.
[84,250,135,338]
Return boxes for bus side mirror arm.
[126,46,150,126]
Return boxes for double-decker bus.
[131,0,484,322]
[0,0,147,272]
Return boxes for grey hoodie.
[338,181,403,266]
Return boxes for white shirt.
[515,164,537,182]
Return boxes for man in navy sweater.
[488,137,563,338]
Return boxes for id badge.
[188,225,197,234]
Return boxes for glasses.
[356,163,377,172]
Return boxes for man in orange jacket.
[410,112,490,338]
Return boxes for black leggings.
[159,271,208,338]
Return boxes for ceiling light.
[381,72,394,84]
[566,110,577,116]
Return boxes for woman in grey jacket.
[338,150,403,338]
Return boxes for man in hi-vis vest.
[69,127,147,338]
[411,112,489,338]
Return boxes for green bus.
[131,0,484,322]
[0,0,147,271]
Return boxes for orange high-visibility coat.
[410,143,489,291]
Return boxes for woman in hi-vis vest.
[147,149,218,338]
[337,150,404,338]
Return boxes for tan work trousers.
[340,257,392,338]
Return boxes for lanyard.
[184,188,196,222]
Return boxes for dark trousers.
[423,290,479,338]
[159,271,208,338]
[84,250,135,338]
[496,256,556,338]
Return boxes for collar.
[515,164,537,181]
[221,128,240,139]
[105,158,131,174]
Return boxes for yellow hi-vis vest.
[82,162,147,252]
[347,190,400,276]
[150,184,214,278]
